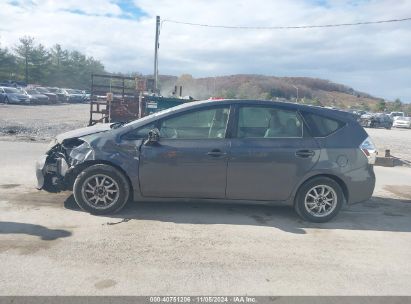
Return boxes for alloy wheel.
[81,174,120,209]
[304,185,337,217]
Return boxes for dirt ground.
[0,141,411,295]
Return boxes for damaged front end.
[36,138,94,192]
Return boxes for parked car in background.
[82,90,91,102]
[354,110,367,116]
[0,86,30,104]
[36,99,376,223]
[62,89,86,103]
[0,80,27,88]
[22,88,50,104]
[46,87,68,102]
[389,112,405,120]
[35,87,58,103]
[360,113,392,129]
[393,116,411,129]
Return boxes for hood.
[56,123,113,143]
[30,94,48,98]
[69,94,84,97]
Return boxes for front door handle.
[207,149,227,157]
[295,149,315,158]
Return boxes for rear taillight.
[360,136,377,164]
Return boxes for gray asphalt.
[0,140,410,295]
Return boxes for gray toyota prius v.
[36,99,376,222]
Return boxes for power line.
[161,17,411,30]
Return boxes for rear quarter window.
[302,112,346,137]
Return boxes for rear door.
[226,104,320,201]
[139,105,231,198]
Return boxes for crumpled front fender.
[69,141,95,166]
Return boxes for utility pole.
[154,15,160,92]
[292,85,299,102]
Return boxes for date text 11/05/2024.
[149,296,257,303]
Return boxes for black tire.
[294,176,344,223]
[73,164,130,215]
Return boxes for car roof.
[182,99,356,121]
[0,86,19,90]
[124,99,356,130]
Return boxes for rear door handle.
[207,149,227,157]
[295,149,315,158]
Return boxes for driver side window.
[160,107,230,139]
[123,123,156,140]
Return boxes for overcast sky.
[1,0,410,101]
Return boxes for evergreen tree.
[393,98,402,111]
[14,36,35,83]
[0,44,18,80]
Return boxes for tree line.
[0,36,105,89]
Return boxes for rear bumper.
[345,165,376,204]
[393,123,411,128]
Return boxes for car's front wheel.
[73,164,130,215]
[294,177,344,223]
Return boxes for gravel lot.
[366,127,411,164]
[0,103,89,142]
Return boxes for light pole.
[292,85,299,102]
[154,16,160,92]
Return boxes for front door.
[226,105,320,201]
[139,106,231,198]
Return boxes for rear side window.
[238,106,302,138]
[302,112,345,137]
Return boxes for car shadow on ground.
[63,194,411,234]
[0,221,72,240]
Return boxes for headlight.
[57,158,69,176]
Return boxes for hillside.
[158,74,383,110]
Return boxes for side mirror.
[145,128,160,145]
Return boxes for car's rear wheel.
[294,177,344,223]
[73,164,130,215]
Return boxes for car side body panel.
[226,137,320,201]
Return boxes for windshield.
[3,87,19,93]
[66,89,82,94]
[123,101,196,128]
[36,87,49,93]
